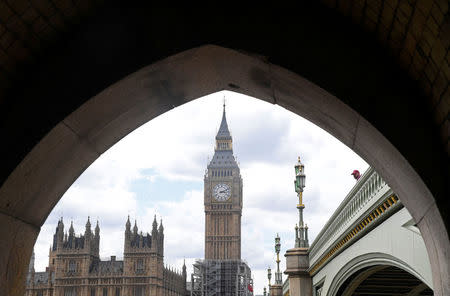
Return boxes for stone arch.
[0,45,448,295]
[327,252,432,296]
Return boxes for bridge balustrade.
[308,167,390,266]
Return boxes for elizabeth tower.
[204,103,242,260]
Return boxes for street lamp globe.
[295,157,306,193]
[275,234,281,253]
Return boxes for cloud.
[33,91,368,294]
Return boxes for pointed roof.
[95,220,100,235]
[133,220,138,233]
[152,215,158,231]
[126,215,131,230]
[216,103,231,140]
[69,221,74,236]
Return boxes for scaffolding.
[191,259,253,296]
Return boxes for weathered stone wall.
[321,0,449,157]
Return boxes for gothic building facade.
[25,216,187,296]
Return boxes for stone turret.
[182,259,187,291]
[28,251,35,274]
[158,219,164,256]
[54,218,64,250]
[152,216,158,235]
[85,216,92,237]
[123,216,165,287]
[126,215,131,232]
[48,217,100,280]
[28,215,187,296]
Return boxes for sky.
[33,91,369,294]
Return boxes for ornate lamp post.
[263,287,267,296]
[283,156,312,296]
[267,266,272,287]
[275,234,282,285]
[294,156,308,248]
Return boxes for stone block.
[0,212,39,296]
[0,122,99,226]
[381,4,395,27]
[431,40,446,66]
[424,60,439,82]
[271,63,360,149]
[431,72,447,102]
[416,0,433,15]
[63,45,274,154]
[430,3,445,25]
[417,205,450,296]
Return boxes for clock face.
[213,183,231,201]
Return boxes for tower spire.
[95,220,100,236]
[152,215,158,232]
[126,215,131,231]
[159,219,164,233]
[216,101,231,140]
[133,220,138,234]
[69,220,74,236]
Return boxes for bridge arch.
[0,45,448,295]
[327,252,431,296]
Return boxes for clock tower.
[204,102,242,260]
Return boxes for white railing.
[308,167,390,263]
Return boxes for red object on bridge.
[351,170,361,180]
[248,284,253,292]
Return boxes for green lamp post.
[275,234,282,284]
[294,156,308,248]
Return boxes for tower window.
[64,287,76,296]
[68,260,76,272]
[103,288,107,296]
[133,287,143,296]
[136,259,144,273]
[91,288,96,296]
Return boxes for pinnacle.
[216,103,231,140]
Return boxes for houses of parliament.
[25,216,187,296]
[25,103,252,296]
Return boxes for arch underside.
[1,44,447,296]
[325,251,432,296]
[0,4,448,295]
[337,265,433,296]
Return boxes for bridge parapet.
[309,167,395,269]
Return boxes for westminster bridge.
[280,167,433,296]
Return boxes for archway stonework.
[0,46,448,296]
[326,252,431,296]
